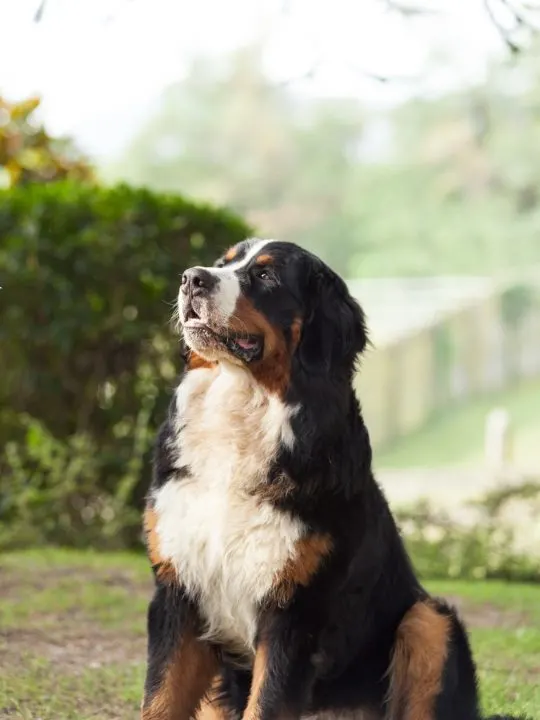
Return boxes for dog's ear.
[297,261,368,375]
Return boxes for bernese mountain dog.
[142,239,529,720]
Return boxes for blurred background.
[1,1,539,717]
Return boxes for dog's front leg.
[142,581,217,720]
[243,605,320,720]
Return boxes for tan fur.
[386,601,450,720]
[196,677,229,720]
[270,533,333,607]
[187,351,217,371]
[229,296,291,396]
[304,711,382,720]
[225,247,237,261]
[143,507,177,584]
[141,632,216,720]
[255,254,273,265]
[290,317,303,351]
[243,641,269,720]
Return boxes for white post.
[484,408,513,479]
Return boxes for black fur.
[143,241,531,720]
[144,583,199,701]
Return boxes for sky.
[0,0,509,160]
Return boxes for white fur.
[212,271,241,321]
[153,361,301,656]
[181,239,274,323]
[215,238,273,274]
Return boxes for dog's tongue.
[236,337,257,350]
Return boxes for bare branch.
[382,0,539,52]
[33,0,137,24]
[484,0,522,53]
[34,0,47,22]
[500,0,529,26]
[279,59,421,88]
[346,65,422,85]
[483,0,540,52]
[501,0,540,31]
[382,0,443,16]
[277,58,324,87]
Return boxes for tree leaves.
[0,95,94,187]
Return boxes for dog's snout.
[181,267,218,296]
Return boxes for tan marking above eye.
[255,254,273,266]
[225,247,237,261]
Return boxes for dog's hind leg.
[385,599,480,720]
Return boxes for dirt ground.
[0,553,538,719]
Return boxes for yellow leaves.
[4,159,21,185]
[9,96,41,120]
[0,94,94,187]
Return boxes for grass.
[376,377,540,469]
[0,550,538,719]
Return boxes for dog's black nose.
[181,267,217,296]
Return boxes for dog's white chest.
[153,365,302,654]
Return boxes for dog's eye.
[254,267,269,280]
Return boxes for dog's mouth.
[222,333,263,362]
[183,311,263,363]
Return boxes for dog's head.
[178,239,367,392]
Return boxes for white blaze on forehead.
[203,238,275,320]
[218,238,274,273]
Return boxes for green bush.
[397,480,540,583]
[0,181,251,548]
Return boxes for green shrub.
[0,181,251,548]
[397,480,540,583]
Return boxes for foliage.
[110,42,540,278]
[0,96,94,187]
[2,551,538,718]
[398,480,540,582]
[0,181,251,549]
[109,45,365,275]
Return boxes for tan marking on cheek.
[229,296,291,396]
[142,632,217,720]
[270,533,333,607]
[143,507,177,585]
[386,601,450,720]
[225,247,237,261]
[243,640,269,720]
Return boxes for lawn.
[376,377,540,469]
[0,550,538,719]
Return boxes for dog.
[142,239,529,720]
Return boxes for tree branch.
[34,0,46,22]
[484,0,521,53]
[383,0,539,53]
[484,0,540,53]
[382,0,442,16]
